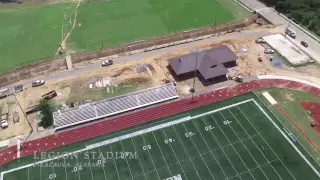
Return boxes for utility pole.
[190,49,202,100]
[285,18,292,38]
[14,94,34,150]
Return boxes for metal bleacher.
[53,83,178,130]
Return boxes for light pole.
[13,93,34,150]
[285,18,293,38]
[190,49,202,100]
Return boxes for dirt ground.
[0,96,31,141]
[4,25,320,141]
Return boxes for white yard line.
[171,125,202,180]
[202,117,243,180]
[191,117,228,179]
[161,129,189,180]
[252,99,320,178]
[140,134,162,180]
[125,133,259,180]
[151,132,173,176]
[225,159,279,180]
[254,92,320,168]
[27,167,30,180]
[86,113,188,145]
[40,163,42,180]
[75,156,81,180]
[63,158,68,180]
[130,138,148,180]
[180,123,216,180]
[86,116,191,149]
[86,150,95,180]
[238,103,299,179]
[228,108,283,180]
[213,113,256,180]
[1,99,253,179]
[220,111,270,180]
[52,161,56,180]
[97,146,108,180]
[109,145,121,180]
[120,141,134,180]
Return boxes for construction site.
[0,22,320,146]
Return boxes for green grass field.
[0,0,249,73]
[256,88,320,165]
[1,93,319,180]
[0,3,76,73]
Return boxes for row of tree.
[260,0,320,36]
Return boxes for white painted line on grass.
[228,108,283,180]
[221,111,269,180]
[205,115,243,180]
[1,99,253,180]
[214,112,256,180]
[252,99,320,178]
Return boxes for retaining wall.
[0,16,255,87]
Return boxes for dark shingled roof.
[168,45,238,80]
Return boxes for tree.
[260,0,320,37]
[38,99,55,128]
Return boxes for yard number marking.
[185,132,195,138]
[71,165,83,173]
[223,120,232,125]
[204,125,214,131]
[164,138,175,144]
[96,158,107,165]
[143,145,152,151]
[47,173,56,180]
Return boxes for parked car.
[101,60,113,66]
[255,38,266,43]
[286,28,296,39]
[264,49,275,54]
[14,85,23,93]
[32,80,45,87]
[1,120,8,128]
[301,41,308,47]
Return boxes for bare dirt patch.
[9,27,320,140]
[0,96,31,141]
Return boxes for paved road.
[239,0,320,63]
[5,30,271,89]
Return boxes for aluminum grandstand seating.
[2,79,320,166]
[53,83,178,130]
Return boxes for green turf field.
[0,0,249,73]
[1,93,320,180]
[256,88,320,165]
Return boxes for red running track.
[300,102,320,134]
[1,78,320,166]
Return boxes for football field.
[2,98,320,180]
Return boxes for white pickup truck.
[1,120,8,128]
[1,114,8,128]
[285,28,296,39]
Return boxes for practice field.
[68,0,244,52]
[0,0,249,73]
[2,94,320,180]
[0,3,76,73]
